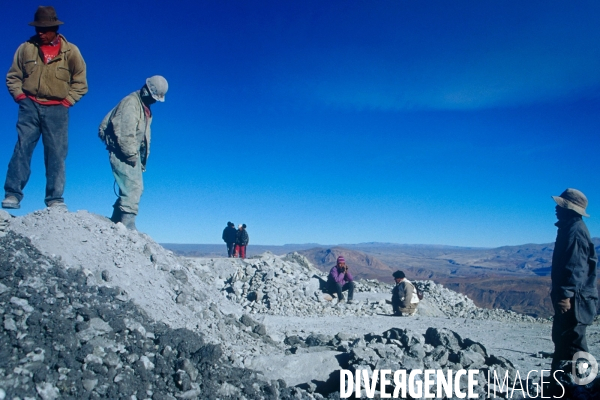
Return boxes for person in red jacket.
[234,224,249,259]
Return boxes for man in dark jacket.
[222,222,237,257]
[550,188,598,374]
[235,224,249,259]
[327,256,354,304]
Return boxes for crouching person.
[392,270,419,316]
[328,256,354,304]
[98,76,168,230]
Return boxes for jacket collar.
[555,215,582,229]
[28,33,70,54]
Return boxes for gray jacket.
[392,279,419,309]
[551,216,598,324]
[98,91,152,168]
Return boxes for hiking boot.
[120,212,137,231]
[47,200,67,210]
[347,300,354,304]
[110,207,122,223]
[2,196,20,209]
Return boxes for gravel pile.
[8,208,543,325]
[281,327,600,399]
[412,281,544,323]
[0,231,321,399]
[219,252,544,323]
[280,327,521,398]
[7,208,287,366]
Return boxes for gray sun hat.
[552,188,590,217]
[29,6,64,27]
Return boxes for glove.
[125,155,138,167]
[557,298,571,314]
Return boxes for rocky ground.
[0,208,599,399]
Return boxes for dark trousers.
[329,280,354,301]
[4,98,69,205]
[551,306,588,372]
[235,245,246,259]
[226,242,235,257]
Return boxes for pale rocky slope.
[1,208,598,399]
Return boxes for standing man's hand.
[557,298,572,314]
[125,155,137,167]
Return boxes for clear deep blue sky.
[1,0,599,247]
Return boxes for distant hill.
[297,247,394,281]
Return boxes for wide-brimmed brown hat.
[28,6,64,27]
[552,188,590,217]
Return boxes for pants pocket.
[574,292,597,325]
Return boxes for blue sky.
[1,0,600,247]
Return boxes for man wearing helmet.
[3,6,87,210]
[98,76,168,230]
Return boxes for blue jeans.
[4,98,69,205]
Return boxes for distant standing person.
[3,6,88,210]
[391,270,419,316]
[327,256,354,304]
[98,76,168,230]
[222,221,237,257]
[550,188,598,375]
[235,224,249,259]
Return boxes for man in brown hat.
[550,188,598,378]
[2,6,87,210]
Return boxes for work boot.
[47,200,67,210]
[120,212,137,231]
[2,196,20,209]
[110,207,122,223]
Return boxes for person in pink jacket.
[327,256,354,304]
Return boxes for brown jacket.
[6,34,88,105]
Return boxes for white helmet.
[145,75,168,102]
